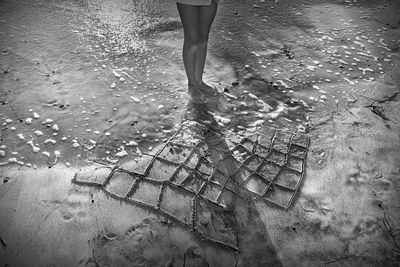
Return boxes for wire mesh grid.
[72,121,310,250]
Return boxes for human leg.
[196,0,218,95]
[177,3,206,102]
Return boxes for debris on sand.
[116,146,128,157]
[44,139,57,145]
[34,130,44,136]
[127,141,138,147]
[33,112,40,119]
[42,151,51,158]
[72,139,80,148]
[102,233,117,241]
[112,69,121,78]
[106,156,118,164]
[130,96,140,103]
[27,140,40,153]
[213,114,231,126]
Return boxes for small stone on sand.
[34,130,43,136]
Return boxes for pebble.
[157,105,164,109]
[130,96,140,103]
[214,114,231,125]
[44,139,56,145]
[248,93,259,100]
[110,82,116,88]
[276,80,290,88]
[65,162,71,167]
[10,126,16,131]
[249,120,265,127]
[61,137,68,141]
[54,150,61,157]
[106,156,118,164]
[8,157,24,165]
[116,146,128,157]
[72,142,80,148]
[307,66,317,71]
[127,141,138,146]
[112,70,121,78]
[27,140,40,153]
[0,150,5,157]
[34,130,43,136]
[17,133,25,140]
[52,124,59,131]
[44,119,53,123]
[25,118,33,124]
[33,112,40,119]
[105,132,111,136]
[5,119,13,124]
[42,151,51,158]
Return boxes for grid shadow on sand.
[72,121,310,250]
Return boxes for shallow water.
[1,0,397,169]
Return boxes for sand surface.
[1,0,400,266]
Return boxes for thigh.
[177,3,200,42]
[198,0,218,39]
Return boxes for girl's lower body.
[176,0,219,103]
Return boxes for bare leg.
[177,3,206,103]
[196,0,218,95]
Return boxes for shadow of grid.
[72,121,310,250]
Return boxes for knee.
[198,32,209,45]
[184,32,199,46]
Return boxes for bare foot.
[198,82,219,96]
[188,85,208,104]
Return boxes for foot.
[198,82,219,97]
[188,85,208,104]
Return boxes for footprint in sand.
[58,193,91,222]
[93,218,198,267]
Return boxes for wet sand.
[1,0,400,266]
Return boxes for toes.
[199,85,219,96]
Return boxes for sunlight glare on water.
[82,0,165,56]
